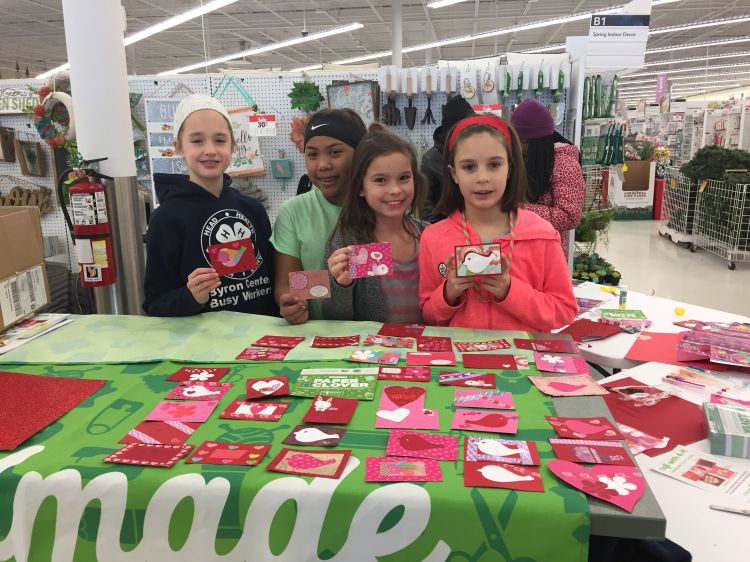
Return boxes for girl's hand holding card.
[443,255,473,306]
[328,246,354,287]
[481,254,511,302]
[187,267,221,304]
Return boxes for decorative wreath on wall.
[24,85,77,151]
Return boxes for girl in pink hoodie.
[418,114,577,331]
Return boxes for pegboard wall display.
[1,69,570,273]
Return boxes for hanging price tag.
[471,103,502,117]
[699,179,708,193]
[247,114,277,137]
[670,178,676,189]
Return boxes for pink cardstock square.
[288,270,331,300]
[438,371,496,388]
[461,354,517,370]
[348,242,393,279]
[144,400,218,422]
[406,351,457,366]
[534,352,590,374]
[311,335,360,348]
[366,456,443,482]
[165,382,233,401]
[454,389,514,409]
[452,409,518,434]
[235,347,290,361]
[386,430,459,461]
[529,375,608,397]
[375,385,439,430]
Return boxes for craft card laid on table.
[120,421,199,445]
[455,243,502,277]
[185,442,271,466]
[348,349,401,365]
[219,400,289,421]
[534,352,590,375]
[252,335,306,349]
[366,456,443,482]
[439,371,496,388]
[165,381,233,401]
[461,353,517,370]
[514,338,579,353]
[464,437,540,465]
[378,323,425,337]
[267,448,351,479]
[283,425,347,447]
[349,242,393,279]
[452,409,518,434]
[375,385,439,429]
[144,400,218,422]
[103,443,193,468]
[167,367,229,383]
[529,375,608,397]
[559,319,621,343]
[406,351,457,366]
[288,270,331,300]
[364,334,414,348]
[378,366,431,382]
[311,335,360,348]
[550,439,635,466]
[235,347,290,361]
[208,239,257,276]
[302,395,358,424]
[416,336,453,352]
[454,389,514,409]
[545,416,624,440]
[454,339,511,352]
[386,430,459,461]
[464,461,544,491]
[548,460,645,512]
[246,376,289,399]
[292,373,378,400]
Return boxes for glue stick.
[618,285,628,310]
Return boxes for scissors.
[447,489,518,561]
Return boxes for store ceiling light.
[620,61,750,79]
[619,71,750,88]
[290,64,323,72]
[648,15,750,35]
[645,51,750,67]
[427,0,471,8]
[619,78,750,93]
[162,23,363,74]
[36,0,240,79]
[646,36,750,54]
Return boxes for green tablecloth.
[0,358,589,562]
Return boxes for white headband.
[173,94,232,137]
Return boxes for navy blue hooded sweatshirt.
[142,173,277,317]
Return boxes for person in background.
[270,108,367,324]
[510,99,584,261]
[420,95,475,223]
[324,124,427,322]
[142,94,276,317]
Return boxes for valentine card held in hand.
[208,239,257,276]
[548,460,645,512]
[464,437,540,465]
[252,335,305,349]
[283,425,347,447]
[363,334,414,348]
[266,448,351,479]
[453,339,511,352]
[378,366,431,382]
[144,400,218,422]
[165,382,233,401]
[455,243,502,277]
[375,385,439,429]
[103,443,193,468]
[246,376,289,399]
[378,323,425,337]
[438,371,496,388]
[534,352,590,375]
[514,338,580,353]
[185,442,271,466]
[311,335,361,348]
[219,400,289,421]
[406,351,457,366]
[550,439,635,466]
[417,336,453,352]
[167,367,229,383]
[120,421,199,445]
[235,347,290,361]
[452,409,518,434]
[529,375,608,397]
[348,242,393,279]
[288,270,331,299]
[545,416,624,440]
[386,430,459,461]
[454,389,514,409]
[302,395,358,424]
[348,349,401,365]
[366,456,443,482]
[464,461,544,491]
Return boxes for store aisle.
[599,220,750,316]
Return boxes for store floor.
[597,220,750,316]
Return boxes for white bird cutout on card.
[293,427,341,443]
[477,464,534,483]
[476,439,521,458]
[462,249,500,274]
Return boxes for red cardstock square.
[103,443,193,468]
[378,323,425,337]
[406,351,457,366]
[208,239,257,276]
[184,441,271,466]
[464,461,544,491]
[165,381,233,401]
[302,395,358,424]
[219,400,290,421]
[378,366,431,382]
[282,425,347,447]
[550,439,635,466]
[364,334,415,348]
[266,448,351,479]
[462,354,518,370]
[439,371,496,388]
[167,367,230,383]
[545,416,624,440]
[246,376,290,399]
[252,335,306,349]
[235,347,290,361]
[416,336,453,352]
[119,421,199,445]
[559,319,621,343]
[288,270,331,300]
[311,335,361,348]
[514,338,579,353]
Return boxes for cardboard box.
[0,207,50,332]
[607,161,655,220]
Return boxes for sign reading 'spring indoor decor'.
[587,0,651,70]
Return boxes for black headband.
[304,113,363,149]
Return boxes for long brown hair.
[335,123,426,244]
[436,120,527,215]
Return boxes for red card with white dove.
[252,335,305,349]
[208,239,257,276]
[406,351,457,366]
[416,336,453,351]
[103,443,193,468]
[385,430,459,461]
[464,437,539,465]
[438,371,496,388]
[545,416,624,440]
[282,425,347,447]
[185,441,271,466]
[246,376,289,399]
[266,448,351,479]
[548,460,645,512]
[378,366,431,382]
[219,400,289,421]
[302,395,358,424]
[167,366,229,383]
[378,323,425,337]
[311,335,360,348]
[144,400,218,422]
[366,456,443,482]
[454,339,511,352]
[529,375,608,397]
[514,338,579,353]
[452,409,518,434]
[235,347,290,361]
[549,439,635,466]
[461,354,517,370]
[454,389,514,409]
[288,270,331,300]
[534,352,590,375]
[119,421,199,445]
[375,385,439,429]
[464,461,544,491]
[364,334,414,348]
[165,382,233,401]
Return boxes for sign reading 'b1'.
[587,0,651,70]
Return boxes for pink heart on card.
[565,419,611,436]
[549,381,585,393]
[548,460,645,512]
[350,247,368,265]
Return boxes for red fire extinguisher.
[57,158,116,287]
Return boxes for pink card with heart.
[165,382,233,401]
[514,338,579,353]
[454,339,511,352]
[366,456,443,482]
[349,242,393,279]
[386,429,459,461]
[246,376,289,399]
[235,347,290,361]
[375,385,439,429]
[119,421,199,445]
[364,334,414,348]
[167,367,229,383]
[185,441,272,466]
[145,400,218,422]
[311,335,360,348]
[438,371,496,388]
[464,461,544,491]
[452,409,518,433]
[378,323,425,337]
[219,400,289,421]
[546,416,624,440]
[416,336,453,352]
[302,395,358,424]
[378,366,431,382]
[529,375,608,397]
[454,389,514,409]
[406,351,457,366]
[461,354,517,370]
[548,460,645,512]
[288,270,331,300]
[464,437,539,465]
[534,352,590,374]
[550,439,635,466]
[252,335,305,349]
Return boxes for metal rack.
[582,164,607,211]
[657,166,697,247]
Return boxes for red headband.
[447,114,513,152]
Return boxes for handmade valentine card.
[378,366,431,382]
[283,425,347,447]
[235,347,290,361]
[452,409,518,434]
[378,323,425,337]
[349,242,393,279]
[219,400,289,421]
[291,374,378,400]
[386,430,459,461]
[625,332,715,368]
[375,385,439,429]
[185,442,271,466]
[454,389,514,410]
[464,461,544,491]
[288,270,331,300]
[710,393,750,408]
[514,338,579,353]
[311,335,360,348]
[246,376,289,399]
[559,319,621,343]
[617,423,671,455]
[208,239,257,276]
[576,297,604,314]
[529,375,608,397]
[455,243,502,277]
[364,334,414,348]
[534,353,590,375]
[103,443,193,468]
[349,349,401,365]
[267,448,351,479]
[417,336,453,352]
[119,421,199,445]
[548,460,645,512]
[464,437,540,465]
[167,367,230,383]
[406,351,457,366]
[550,439,635,466]
[545,416,624,440]
[438,371,496,388]
[454,339,511,352]
[165,381,233,401]
[366,456,443,482]
[302,395,358,424]
[461,354,517,370]
[252,335,306,349]
[145,400,218,422]
[514,355,530,370]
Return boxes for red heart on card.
[549,381,585,393]
[548,460,645,512]
[385,386,425,407]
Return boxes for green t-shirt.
[270,187,340,319]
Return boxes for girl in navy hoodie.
[142,94,276,317]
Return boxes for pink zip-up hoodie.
[419,209,577,331]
